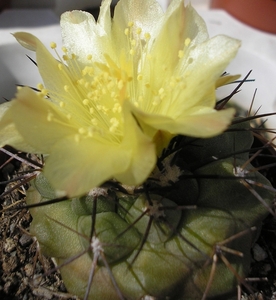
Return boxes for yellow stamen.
[50,42,57,49]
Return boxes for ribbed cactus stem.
[27,117,274,300]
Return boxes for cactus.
[24,115,275,300]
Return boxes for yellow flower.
[0,0,240,196]
[59,0,239,149]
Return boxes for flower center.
[41,43,129,144]
[41,22,193,144]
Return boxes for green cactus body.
[26,119,274,300]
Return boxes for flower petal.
[112,0,164,60]
[173,107,236,137]
[113,0,164,36]
[180,3,209,46]
[44,103,156,197]
[13,32,92,119]
[12,32,37,51]
[133,104,235,138]
[0,101,35,152]
[143,0,208,82]
[115,102,156,185]
[174,35,241,112]
[8,0,240,197]
[8,87,75,153]
[97,0,112,35]
[43,136,130,197]
[140,0,186,89]
[61,8,111,64]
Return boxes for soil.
[0,149,79,300]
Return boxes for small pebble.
[2,256,19,273]
[4,237,16,253]
[24,263,34,277]
[263,263,272,274]
[19,234,32,247]
[3,275,18,294]
[9,222,16,234]
[252,243,268,262]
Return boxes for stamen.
[47,112,53,122]
[185,38,191,47]
[178,50,184,59]
[124,28,129,36]
[109,117,119,132]
[117,80,124,90]
[159,88,165,99]
[39,88,48,97]
[59,101,65,108]
[137,74,143,81]
[136,28,142,35]
[128,21,134,27]
[78,127,86,135]
[83,99,89,105]
[112,103,122,113]
[64,85,70,92]
[144,33,151,40]
[37,83,44,90]
[50,42,57,49]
